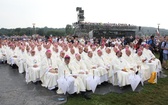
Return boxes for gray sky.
[0,0,167,29]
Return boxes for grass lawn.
[64,70,168,105]
[64,53,168,105]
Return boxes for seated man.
[57,55,86,95]
[70,53,92,91]
[112,51,135,87]
[95,50,109,83]
[9,44,18,66]
[84,51,102,84]
[122,49,137,69]
[143,44,162,72]
[134,50,151,81]
[40,50,58,90]
[17,46,26,73]
[56,51,65,67]
[26,50,41,83]
[0,44,7,63]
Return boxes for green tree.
[37,28,44,35]
[65,24,73,35]
[14,28,21,35]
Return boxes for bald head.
[38,46,42,51]
[84,47,88,53]
[88,51,93,58]
[31,50,35,56]
[125,49,131,56]
[106,48,111,54]
[75,54,81,61]
[60,51,65,58]
[46,50,52,58]
[70,48,75,54]
[137,50,142,56]
[116,51,122,58]
[97,50,102,56]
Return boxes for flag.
[156,29,160,36]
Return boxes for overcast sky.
[0,0,167,29]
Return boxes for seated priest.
[40,49,58,90]
[94,50,109,83]
[122,49,137,69]
[26,50,41,83]
[17,46,26,73]
[143,44,162,72]
[134,50,151,81]
[57,55,86,95]
[0,44,7,63]
[9,44,18,66]
[84,51,102,84]
[112,51,135,87]
[70,53,92,91]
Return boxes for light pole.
[32,23,36,35]
[157,23,160,31]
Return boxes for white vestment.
[26,55,41,83]
[134,54,151,81]
[112,57,135,87]
[57,62,86,94]
[40,56,58,90]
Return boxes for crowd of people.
[0,35,166,99]
[74,22,137,30]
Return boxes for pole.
[157,23,160,31]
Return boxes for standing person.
[147,35,156,53]
[135,38,143,52]
[158,36,165,64]
[161,36,168,69]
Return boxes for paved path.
[0,64,66,105]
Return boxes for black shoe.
[81,92,91,100]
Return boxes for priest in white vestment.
[82,47,89,60]
[0,44,7,62]
[134,50,151,81]
[26,50,41,83]
[9,45,18,66]
[143,44,162,72]
[56,51,65,67]
[57,55,86,94]
[40,50,58,90]
[95,50,109,82]
[84,51,103,84]
[122,49,137,69]
[70,54,92,90]
[69,48,76,62]
[17,47,26,73]
[112,51,135,87]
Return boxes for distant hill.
[135,26,168,36]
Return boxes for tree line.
[0,24,74,36]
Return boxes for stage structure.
[73,7,137,38]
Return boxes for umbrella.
[57,77,69,94]
[66,76,76,94]
[86,75,99,93]
[25,70,30,83]
[129,74,141,91]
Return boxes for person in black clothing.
[158,36,165,64]
[147,35,156,53]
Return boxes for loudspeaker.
[139,26,141,31]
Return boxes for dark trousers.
[159,51,163,64]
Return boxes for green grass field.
[64,54,168,105]
[64,70,168,105]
